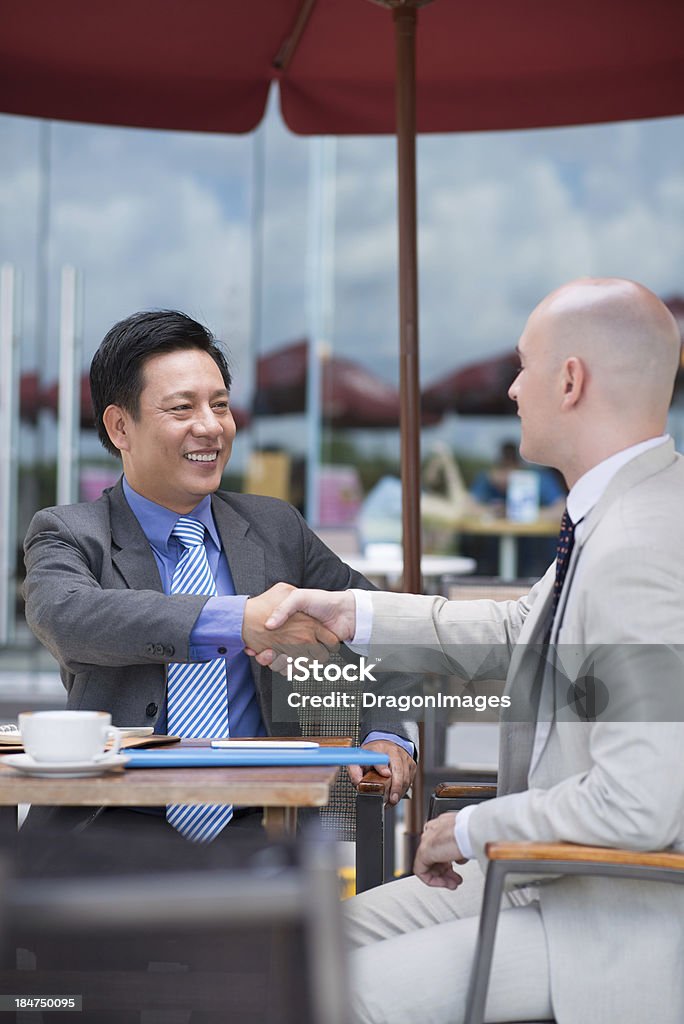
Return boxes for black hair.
[90,310,232,457]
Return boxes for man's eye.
[213,402,229,411]
[172,405,191,412]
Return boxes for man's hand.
[413,812,466,890]
[251,589,358,669]
[242,583,339,661]
[266,588,356,641]
[349,739,416,806]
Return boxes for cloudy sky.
[1,93,682,461]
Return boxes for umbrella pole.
[393,0,424,868]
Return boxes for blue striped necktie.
[166,516,232,842]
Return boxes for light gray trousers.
[344,861,554,1024]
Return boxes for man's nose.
[192,406,223,435]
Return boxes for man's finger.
[265,594,303,629]
[315,625,340,651]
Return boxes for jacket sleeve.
[23,508,208,673]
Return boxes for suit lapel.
[211,493,266,597]
[108,479,164,591]
[210,492,286,735]
[499,568,554,794]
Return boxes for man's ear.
[560,356,585,410]
[102,405,130,453]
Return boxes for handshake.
[242,584,417,806]
[241,583,357,670]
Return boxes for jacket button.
[145,643,154,655]
[154,644,164,655]
[218,646,227,655]
[164,645,175,656]
[145,702,158,718]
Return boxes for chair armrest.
[357,770,388,795]
[435,782,497,801]
[465,841,684,1024]
[354,771,388,894]
[428,779,497,819]
[486,841,684,874]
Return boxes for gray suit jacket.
[23,479,417,749]
[366,441,684,1024]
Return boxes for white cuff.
[454,803,476,861]
[349,589,374,653]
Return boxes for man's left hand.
[413,812,466,890]
[348,739,416,806]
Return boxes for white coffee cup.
[18,710,122,763]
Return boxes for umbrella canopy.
[2,1,683,133]
[254,339,440,428]
[422,351,520,417]
[19,373,42,424]
[664,296,684,398]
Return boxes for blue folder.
[125,746,390,768]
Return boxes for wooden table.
[0,738,348,838]
[456,515,560,580]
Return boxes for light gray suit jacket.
[366,440,684,1024]
[23,479,417,748]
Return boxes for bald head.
[509,278,682,484]
[538,278,681,416]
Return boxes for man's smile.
[184,451,219,463]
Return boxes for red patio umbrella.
[19,373,42,424]
[255,339,440,428]
[422,351,521,417]
[2,1,682,134]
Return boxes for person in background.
[467,440,565,576]
[470,439,565,511]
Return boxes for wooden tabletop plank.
[0,763,340,808]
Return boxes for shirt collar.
[122,477,221,553]
[567,434,670,529]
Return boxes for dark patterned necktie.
[550,508,576,625]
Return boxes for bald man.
[262,279,684,1024]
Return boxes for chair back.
[0,832,350,1024]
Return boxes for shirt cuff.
[454,803,476,861]
[350,589,373,652]
[188,595,249,660]
[362,731,415,760]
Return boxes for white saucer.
[2,753,130,778]
[118,727,154,738]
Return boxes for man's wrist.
[350,589,373,650]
